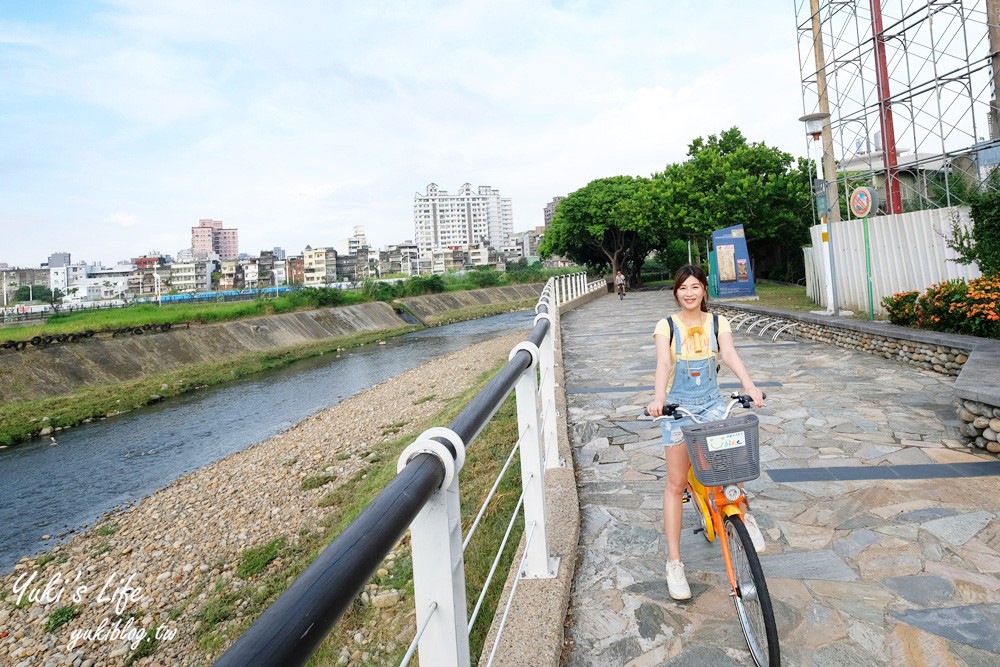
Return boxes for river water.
[0,310,535,574]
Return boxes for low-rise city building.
[304,247,337,286]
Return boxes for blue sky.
[1,0,808,268]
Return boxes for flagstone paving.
[561,291,1000,666]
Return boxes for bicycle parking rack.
[770,322,798,341]
[757,320,782,337]
[745,317,774,334]
[728,314,753,330]
[727,313,800,342]
[736,315,768,332]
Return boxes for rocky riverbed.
[0,331,525,667]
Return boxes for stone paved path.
[562,291,1000,667]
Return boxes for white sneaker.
[665,560,691,600]
[743,513,766,554]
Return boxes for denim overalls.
[661,313,727,447]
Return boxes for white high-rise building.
[414,183,513,256]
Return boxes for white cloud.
[106,212,138,227]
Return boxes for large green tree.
[649,127,812,278]
[538,175,661,282]
[14,285,62,303]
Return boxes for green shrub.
[968,180,1000,276]
[914,280,969,332]
[881,291,919,326]
[466,267,502,288]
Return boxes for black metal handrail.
[214,300,552,666]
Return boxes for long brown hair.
[672,264,709,312]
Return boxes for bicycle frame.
[687,468,748,596]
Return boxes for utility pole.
[988,0,1000,141]
[870,0,903,214]
[809,0,841,223]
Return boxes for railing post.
[397,429,471,667]
[509,343,559,580]
[534,312,560,469]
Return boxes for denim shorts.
[661,399,728,448]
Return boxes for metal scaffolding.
[795,0,1000,215]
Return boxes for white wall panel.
[805,206,981,316]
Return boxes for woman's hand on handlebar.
[646,400,663,418]
[744,385,766,408]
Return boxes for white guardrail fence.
[400,271,604,666]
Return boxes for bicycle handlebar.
[642,392,766,422]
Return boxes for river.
[0,310,535,573]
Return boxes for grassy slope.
[0,294,538,447]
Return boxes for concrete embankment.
[0,286,543,403]
[0,302,408,402]
[395,284,543,325]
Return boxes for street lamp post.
[800,112,840,316]
[153,272,162,306]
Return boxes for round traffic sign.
[850,187,875,218]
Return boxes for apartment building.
[46,252,71,268]
[431,247,466,274]
[303,247,337,286]
[543,196,565,227]
[49,263,88,292]
[258,251,275,287]
[342,226,368,256]
[414,183,513,256]
[192,219,239,261]
[468,243,502,268]
[379,241,420,276]
[219,260,244,290]
[273,260,287,286]
[286,257,304,285]
[168,261,214,293]
[335,250,369,282]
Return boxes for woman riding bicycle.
[647,264,765,600]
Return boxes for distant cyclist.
[615,271,627,299]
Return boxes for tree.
[649,127,812,279]
[14,284,59,303]
[538,175,662,282]
[946,170,1000,276]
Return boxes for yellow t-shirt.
[652,313,732,388]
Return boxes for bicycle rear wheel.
[724,515,780,667]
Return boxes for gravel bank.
[0,331,526,667]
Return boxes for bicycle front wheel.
[724,515,780,667]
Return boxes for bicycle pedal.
[681,490,691,504]
[693,527,704,535]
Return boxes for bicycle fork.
[687,472,748,598]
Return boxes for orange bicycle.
[648,393,780,666]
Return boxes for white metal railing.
[399,271,602,666]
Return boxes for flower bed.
[882,276,1000,339]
